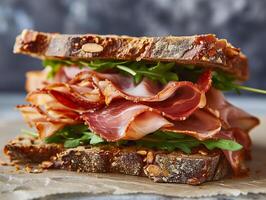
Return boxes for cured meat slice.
[216,129,252,176]
[17,105,80,138]
[206,88,259,132]
[82,101,221,142]
[162,109,221,140]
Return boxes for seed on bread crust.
[145,165,162,176]
[137,150,147,156]
[146,151,154,163]
[81,43,103,53]
[41,161,53,169]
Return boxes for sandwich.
[3,29,264,185]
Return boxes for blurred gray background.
[0,0,266,94]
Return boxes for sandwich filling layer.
[19,60,259,176]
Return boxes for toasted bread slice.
[4,135,229,185]
[3,135,63,163]
[14,29,248,81]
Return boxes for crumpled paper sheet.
[1,119,266,200]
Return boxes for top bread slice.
[14,29,248,81]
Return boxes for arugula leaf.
[116,65,137,76]
[212,71,266,94]
[64,139,81,148]
[90,134,105,144]
[21,129,38,138]
[44,134,64,144]
[87,60,179,84]
[136,138,199,153]
[88,60,129,71]
[44,124,104,148]
[42,59,178,85]
[135,132,242,153]
[43,59,266,94]
[42,60,65,79]
[44,125,242,153]
[151,130,186,139]
[145,62,178,84]
[212,71,241,94]
[203,139,243,151]
[234,85,266,94]
[82,131,105,144]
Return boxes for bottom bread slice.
[3,135,230,185]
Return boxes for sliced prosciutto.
[25,67,90,92]
[216,128,252,175]
[17,105,80,138]
[26,70,210,121]
[162,109,221,140]
[206,88,259,132]
[98,78,205,120]
[71,70,208,103]
[27,83,104,111]
[196,70,212,92]
[54,66,89,83]
[22,68,213,141]
[25,69,49,92]
[82,100,222,141]
[82,100,173,141]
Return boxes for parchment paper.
[1,118,266,200]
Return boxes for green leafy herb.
[136,62,179,84]
[134,130,242,154]
[64,139,81,148]
[43,60,67,79]
[42,59,178,85]
[44,125,242,153]
[42,59,266,94]
[212,71,266,94]
[44,124,104,148]
[202,139,243,151]
[116,65,137,76]
[21,129,38,138]
[234,85,266,94]
[212,71,241,94]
